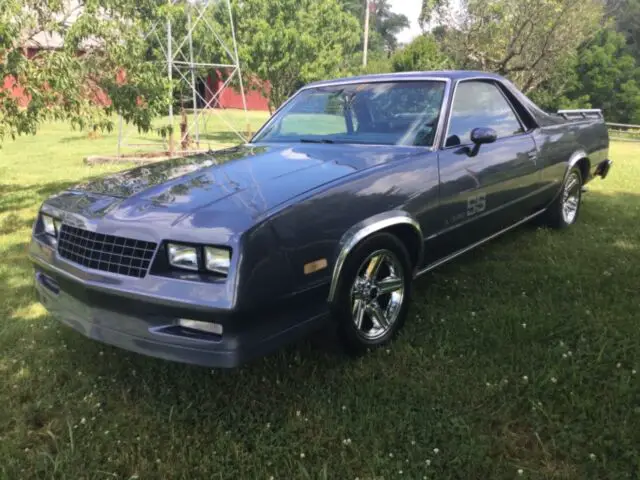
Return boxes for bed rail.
[557,109,603,120]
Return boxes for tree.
[372,1,410,53]
[0,0,171,143]
[432,0,603,94]
[339,0,409,53]
[419,0,448,30]
[568,29,640,123]
[528,28,640,122]
[229,0,360,112]
[606,0,640,62]
[527,56,590,112]
[391,35,452,72]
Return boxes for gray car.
[30,71,612,367]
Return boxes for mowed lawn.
[1,117,639,479]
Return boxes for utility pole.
[363,0,370,67]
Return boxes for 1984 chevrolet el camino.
[30,71,612,368]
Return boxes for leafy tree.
[343,34,452,79]
[529,28,640,122]
[606,0,640,62]
[419,0,448,30]
[431,0,603,94]
[391,35,452,72]
[339,0,409,53]
[527,56,591,112]
[228,0,360,112]
[372,1,410,53]
[568,29,640,123]
[348,53,394,75]
[0,0,171,143]
[605,0,640,62]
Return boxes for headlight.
[167,243,199,271]
[42,214,58,237]
[204,246,231,275]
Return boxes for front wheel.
[541,166,583,229]
[332,233,413,355]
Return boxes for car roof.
[304,71,504,88]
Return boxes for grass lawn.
[1,119,639,479]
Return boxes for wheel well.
[574,157,590,182]
[382,224,422,269]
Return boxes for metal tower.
[117,0,248,157]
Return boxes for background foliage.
[419,0,640,123]
[230,0,360,112]
[3,0,640,143]
[0,0,172,143]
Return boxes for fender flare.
[566,149,589,180]
[327,210,423,303]
[549,149,588,204]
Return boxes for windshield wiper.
[299,138,335,144]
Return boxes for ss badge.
[467,193,487,217]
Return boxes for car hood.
[73,143,419,214]
[44,143,421,241]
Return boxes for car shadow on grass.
[0,240,38,323]
[0,214,34,236]
[0,180,84,216]
[0,176,121,221]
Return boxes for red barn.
[205,70,270,111]
[5,32,270,112]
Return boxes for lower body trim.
[415,209,545,277]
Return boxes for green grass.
[1,119,639,479]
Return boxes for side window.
[445,81,523,147]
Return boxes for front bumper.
[31,239,330,368]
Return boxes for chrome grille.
[57,225,157,278]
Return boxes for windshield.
[252,81,446,147]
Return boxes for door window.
[445,81,523,147]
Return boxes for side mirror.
[470,127,498,145]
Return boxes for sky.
[388,0,423,45]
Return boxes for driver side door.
[423,80,539,265]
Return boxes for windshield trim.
[251,77,453,149]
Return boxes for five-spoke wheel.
[541,165,584,229]
[562,171,581,224]
[350,250,405,340]
[333,232,412,353]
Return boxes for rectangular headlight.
[167,243,199,271]
[204,246,231,276]
[42,214,57,237]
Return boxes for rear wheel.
[332,233,412,354]
[541,166,583,229]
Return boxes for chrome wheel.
[350,249,405,340]
[562,171,581,224]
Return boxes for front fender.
[327,210,422,303]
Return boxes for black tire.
[332,232,413,355]
[541,166,583,229]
